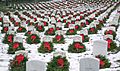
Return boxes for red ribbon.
[57,58,64,67]
[8,35,13,43]
[18,27,23,31]
[67,22,70,27]
[4,27,8,32]
[34,18,37,22]
[15,54,24,65]
[106,30,113,35]
[15,22,19,26]
[44,42,51,51]
[13,42,19,49]
[80,34,85,41]
[81,22,85,27]
[69,29,74,34]
[75,25,79,30]
[90,28,95,32]
[100,60,105,67]
[31,35,37,42]
[106,38,112,49]
[86,21,89,25]
[38,26,42,30]
[74,43,84,49]
[0,17,2,21]
[56,35,62,41]
[43,22,47,26]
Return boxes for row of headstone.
[26,57,100,71]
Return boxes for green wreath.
[3,34,14,44]
[38,42,54,53]
[47,56,69,71]
[17,27,27,33]
[53,35,65,44]
[96,55,111,69]
[66,29,77,35]
[8,42,25,54]
[35,25,45,32]
[88,27,98,34]
[68,42,86,53]
[9,54,28,71]
[26,34,40,44]
[44,28,56,36]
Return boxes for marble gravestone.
[104,35,113,40]
[73,36,82,42]
[93,40,108,56]
[26,60,46,71]
[80,57,99,71]
[79,29,88,35]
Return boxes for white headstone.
[9,26,14,31]
[14,36,23,43]
[106,26,116,31]
[31,30,39,36]
[56,22,62,27]
[43,36,52,42]
[53,51,66,57]
[7,30,14,34]
[69,24,75,29]
[3,24,9,27]
[93,40,108,56]
[80,57,99,71]
[21,22,26,27]
[26,60,46,71]
[55,30,64,35]
[73,36,82,42]
[79,29,88,35]
[38,22,44,26]
[48,25,55,29]
[28,26,34,31]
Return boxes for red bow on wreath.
[31,35,37,42]
[81,23,85,27]
[4,27,8,32]
[80,16,83,19]
[74,43,84,49]
[75,25,79,29]
[48,28,54,34]
[86,21,89,25]
[80,34,85,41]
[18,27,23,31]
[57,58,64,68]
[15,54,24,65]
[13,42,20,49]
[56,35,62,41]
[63,20,66,23]
[66,22,70,27]
[100,60,105,67]
[43,22,47,26]
[15,22,19,26]
[97,57,105,68]
[106,30,113,35]
[38,26,42,30]
[34,18,37,22]
[90,28,95,32]
[27,31,31,35]
[44,42,51,51]
[106,38,112,49]
[69,29,74,34]
[10,18,14,22]
[0,17,2,21]
[8,35,13,43]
